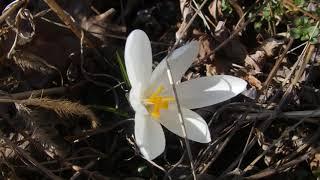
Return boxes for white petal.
[135,113,165,160]
[129,85,148,115]
[148,41,199,93]
[176,75,247,109]
[159,106,211,143]
[125,30,152,92]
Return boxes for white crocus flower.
[125,29,247,160]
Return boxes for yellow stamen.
[143,85,175,119]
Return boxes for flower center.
[143,85,175,119]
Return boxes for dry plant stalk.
[0,132,63,180]
[42,0,95,48]
[283,0,319,21]
[19,98,99,128]
[0,0,25,24]
[0,97,99,128]
[166,0,211,179]
[12,51,59,75]
[11,51,64,85]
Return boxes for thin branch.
[262,38,294,90]
[1,132,63,180]
[0,0,25,24]
[41,0,95,48]
[246,147,319,179]
[165,0,210,179]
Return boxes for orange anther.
[143,85,175,119]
